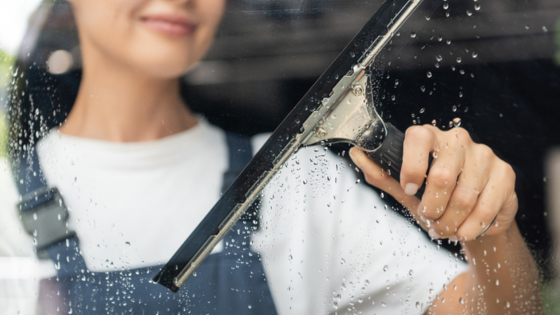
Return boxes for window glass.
[1,0,559,314]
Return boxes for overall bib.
[14,132,277,314]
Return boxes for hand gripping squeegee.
[155,0,445,292]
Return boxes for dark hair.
[8,0,79,167]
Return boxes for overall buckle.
[19,187,76,259]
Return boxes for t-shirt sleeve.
[250,136,468,315]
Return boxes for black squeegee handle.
[365,123,428,200]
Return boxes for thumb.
[349,147,421,214]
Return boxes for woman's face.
[70,0,226,78]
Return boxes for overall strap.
[221,132,253,193]
[222,132,259,229]
[14,145,47,194]
[14,145,76,260]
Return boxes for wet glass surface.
[1,0,560,314]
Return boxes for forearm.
[429,222,542,315]
[461,222,542,314]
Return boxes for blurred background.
[1,0,560,313]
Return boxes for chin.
[130,45,206,79]
[147,63,191,79]
[129,55,197,79]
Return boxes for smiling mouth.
[140,15,197,37]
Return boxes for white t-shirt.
[4,118,467,314]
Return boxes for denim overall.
[15,133,277,314]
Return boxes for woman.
[6,0,542,314]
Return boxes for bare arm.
[430,222,541,314]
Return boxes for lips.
[140,14,197,37]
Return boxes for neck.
[60,51,197,142]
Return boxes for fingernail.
[428,229,440,239]
[404,183,419,196]
[449,235,458,242]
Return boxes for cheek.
[75,1,138,54]
[193,1,226,58]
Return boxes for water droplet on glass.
[426,72,433,78]
[416,302,421,308]
[472,51,478,58]
[432,151,439,159]
[443,3,449,9]
[474,3,481,10]
[340,258,346,265]
[456,57,462,64]
[452,105,458,112]
[383,265,388,272]
[248,305,252,309]
[436,55,443,62]
[410,31,417,38]
[466,10,473,16]
[453,117,462,127]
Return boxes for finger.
[430,155,489,239]
[418,127,474,222]
[419,138,466,222]
[455,159,517,241]
[350,147,421,212]
[400,125,437,196]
